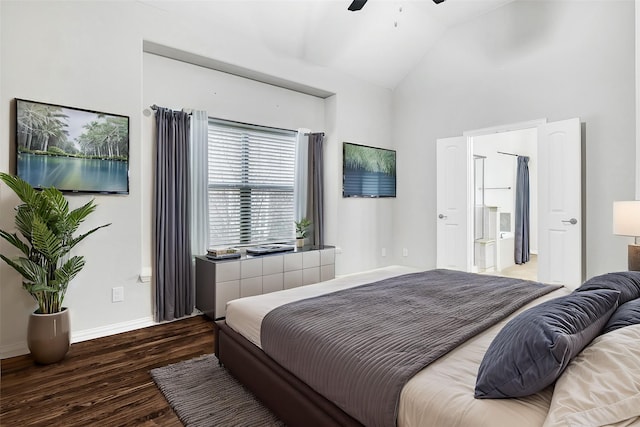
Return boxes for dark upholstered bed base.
[215,320,363,427]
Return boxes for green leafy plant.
[295,218,312,239]
[0,173,110,314]
[344,143,396,176]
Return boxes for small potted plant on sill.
[0,173,110,364]
[294,218,312,248]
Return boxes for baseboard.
[71,316,156,344]
[0,341,29,359]
[0,309,207,360]
[0,316,156,359]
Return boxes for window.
[207,118,296,247]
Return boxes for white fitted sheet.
[224,266,569,427]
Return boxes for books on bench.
[245,244,295,255]
[206,244,295,259]
[207,247,240,260]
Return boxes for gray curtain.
[306,133,324,247]
[515,156,530,265]
[154,107,193,322]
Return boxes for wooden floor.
[1,315,215,426]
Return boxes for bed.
[214,266,640,427]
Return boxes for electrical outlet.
[381,247,387,257]
[402,248,409,257]
[112,286,124,303]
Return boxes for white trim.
[71,316,156,343]
[0,316,156,359]
[143,41,334,99]
[0,341,29,359]
[0,311,206,359]
[463,119,547,137]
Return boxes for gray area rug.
[150,354,285,427]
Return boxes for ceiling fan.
[348,0,445,11]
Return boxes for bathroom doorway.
[472,128,538,279]
[436,118,583,286]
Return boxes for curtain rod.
[150,106,323,136]
[149,104,192,115]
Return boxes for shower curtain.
[515,156,530,265]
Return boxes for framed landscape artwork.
[15,98,129,194]
[343,142,396,198]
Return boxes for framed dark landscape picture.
[15,99,129,194]
[343,142,396,198]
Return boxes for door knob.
[438,214,447,219]
[562,218,578,225]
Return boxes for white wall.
[141,53,327,271]
[392,0,635,277]
[328,88,396,274]
[0,1,393,357]
[637,0,640,200]
[1,1,148,357]
[2,0,634,358]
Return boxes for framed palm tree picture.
[15,98,129,194]
[343,142,396,198]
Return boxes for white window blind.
[208,118,296,247]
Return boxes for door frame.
[459,118,584,286]
[463,119,548,137]
[463,119,547,277]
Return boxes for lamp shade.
[613,201,640,236]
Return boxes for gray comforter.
[260,269,560,427]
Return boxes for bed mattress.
[225,266,569,427]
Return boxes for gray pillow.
[575,271,640,304]
[474,289,620,399]
[603,298,640,334]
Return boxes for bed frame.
[215,320,363,427]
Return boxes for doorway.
[436,118,583,287]
[472,128,538,280]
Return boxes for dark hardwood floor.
[1,315,215,426]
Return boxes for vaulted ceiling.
[139,0,515,89]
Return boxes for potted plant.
[294,218,312,248]
[0,173,110,364]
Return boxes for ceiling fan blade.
[348,0,367,11]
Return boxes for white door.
[537,118,582,287]
[436,136,472,271]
